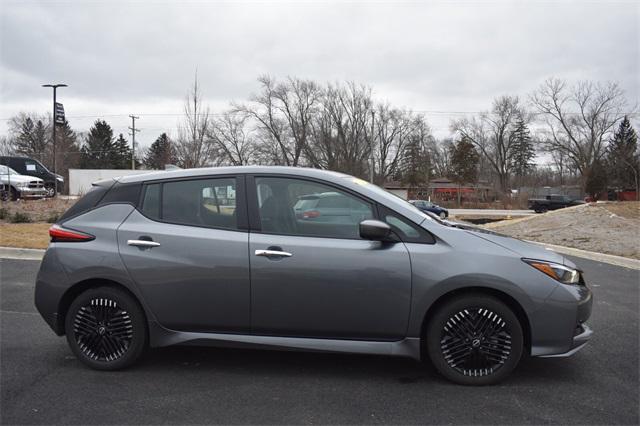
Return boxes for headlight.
[523,259,581,284]
[56,176,64,182]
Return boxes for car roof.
[116,166,350,184]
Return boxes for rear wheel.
[439,212,447,219]
[425,294,523,385]
[65,286,147,370]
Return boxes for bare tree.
[209,110,256,166]
[430,138,454,178]
[0,135,16,156]
[451,95,527,193]
[236,75,320,166]
[373,104,419,183]
[175,74,215,168]
[310,82,373,176]
[531,78,630,192]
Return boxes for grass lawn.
[0,223,51,249]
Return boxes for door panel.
[118,209,250,333]
[250,233,412,339]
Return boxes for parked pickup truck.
[528,194,584,213]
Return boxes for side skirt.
[148,321,422,360]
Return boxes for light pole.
[42,83,67,181]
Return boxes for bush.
[10,212,32,223]
[46,213,60,223]
[0,208,7,220]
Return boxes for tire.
[44,184,56,198]
[65,286,147,370]
[439,212,447,219]
[9,187,18,201]
[425,293,523,385]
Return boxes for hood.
[1,174,43,184]
[455,224,569,266]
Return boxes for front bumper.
[530,282,593,357]
[539,323,593,357]
[18,187,47,198]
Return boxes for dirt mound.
[485,202,640,259]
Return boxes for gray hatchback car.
[35,166,593,385]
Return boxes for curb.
[526,241,640,271]
[0,247,45,261]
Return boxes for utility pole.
[42,83,67,180]
[128,115,140,170]
[369,110,375,183]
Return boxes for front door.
[118,176,251,333]
[248,176,412,340]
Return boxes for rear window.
[97,182,141,207]
[58,181,114,222]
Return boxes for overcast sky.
[1,0,638,146]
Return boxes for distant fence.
[69,169,157,195]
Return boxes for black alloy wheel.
[440,308,512,377]
[65,286,147,370]
[426,294,523,385]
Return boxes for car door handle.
[127,239,161,248]
[255,249,293,258]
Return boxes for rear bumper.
[34,248,69,335]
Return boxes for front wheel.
[425,294,523,385]
[44,184,56,198]
[65,286,147,370]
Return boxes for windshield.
[0,165,19,175]
[343,177,448,225]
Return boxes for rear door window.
[141,178,238,230]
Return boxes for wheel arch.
[419,286,532,359]
[56,277,148,335]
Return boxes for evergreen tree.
[399,136,430,187]
[112,133,133,169]
[13,115,50,163]
[509,117,536,188]
[55,120,82,190]
[80,120,116,169]
[144,133,177,170]
[606,116,639,192]
[585,159,608,199]
[448,137,479,206]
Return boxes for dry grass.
[0,223,51,249]
[602,201,640,220]
[0,197,77,223]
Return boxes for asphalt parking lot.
[1,256,638,425]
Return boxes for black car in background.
[527,194,585,213]
[408,199,449,219]
[0,156,64,197]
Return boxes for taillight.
[49,224,95,243]
[302,210,321,219]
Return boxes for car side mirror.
[359,219,393,241]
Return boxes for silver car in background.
[35,166,592,385]
[1,165,47,200]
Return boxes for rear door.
[247,175,412,340]
[118,175,251,333]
